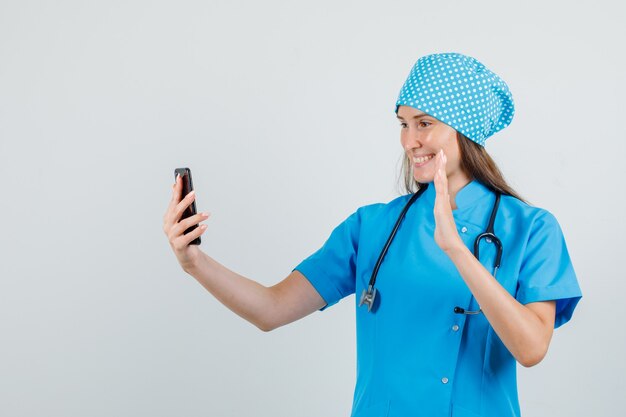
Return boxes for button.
[452,324,460,332]
[461,226,468,233]
[441,377,449,384]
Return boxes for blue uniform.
[292,179,582,417]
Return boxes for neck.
[446,173,472,210]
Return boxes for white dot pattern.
[395,52,515,146]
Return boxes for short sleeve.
[292,210,361,311]
[515,210,582,328]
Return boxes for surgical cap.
[395,52,515,146]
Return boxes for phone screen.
[174,167,201,245]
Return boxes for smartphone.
[174,167,201,245]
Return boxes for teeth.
[413,154,434,164]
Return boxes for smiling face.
[396,105,471,188]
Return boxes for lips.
[412,153,435,167]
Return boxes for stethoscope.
[358,182,503,314]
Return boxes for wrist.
[444,241,471,260]
[181,248,204,273]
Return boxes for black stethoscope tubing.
[359,182,503,314]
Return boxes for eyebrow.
[396,113,430,120]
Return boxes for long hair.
[399,131,527,204]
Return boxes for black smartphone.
[174,167,201,245]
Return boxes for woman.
[163,52,582,417]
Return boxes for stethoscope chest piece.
[359,285,379,313]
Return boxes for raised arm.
[432,150,556,367]
[163,175,325,332]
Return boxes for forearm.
[183,251,276,331]
[445,245,554,367]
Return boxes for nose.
[401,128,426,151]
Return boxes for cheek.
[445,150,463,173]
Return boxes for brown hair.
[398,131,528,204]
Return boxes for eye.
[398,120,431,129]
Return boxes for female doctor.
[163,52,582,417]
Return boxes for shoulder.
[333,194,414,233]
[499,193,563,236]
[353,194,413,220]
[322,195,413,238]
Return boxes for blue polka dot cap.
[395,52,515,146]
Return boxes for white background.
[1,0,624,416]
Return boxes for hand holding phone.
[164,167,210,270]
[174,168,201,245]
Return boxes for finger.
[172,222,208,250]
[171,173,182,202]
[166,174,182,217]
[175,212,210,236]
[164,174,184,229]
[163,186,196,229]
[434,179,448,218]
[433,150,452,217]
[434,157,441,189]
[172,190,197,223]
[168,210,203,243]
[434,150,446,194]
[439,150,449,192]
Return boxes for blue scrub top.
[292,179,582,417]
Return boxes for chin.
[413,173,435,184]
